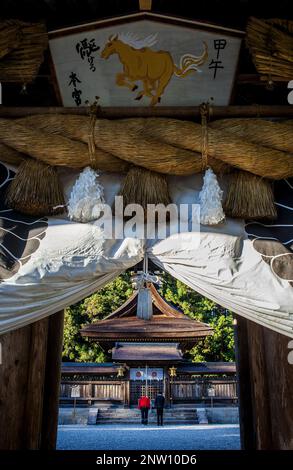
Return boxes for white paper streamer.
[199,168,225,225]
[67,167,105,222]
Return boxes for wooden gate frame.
[0,105,293,450]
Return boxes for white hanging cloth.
[0,163,292,338]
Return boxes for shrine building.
[60,283,237,407]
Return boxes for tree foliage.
[62,272,133,362]
[159,274,235,362]
[63,272,235,363]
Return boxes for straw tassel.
[224,170,277,220]
[119,166,171,219]
[5,159,65,216]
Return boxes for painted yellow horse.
[101,33,208,106]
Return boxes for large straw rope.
[0,118,129,172]
[0,116,292,179]
[210,118,293,153]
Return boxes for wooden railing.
[60,380,126,404]
[170,378,238,403]
[60,376,238,405]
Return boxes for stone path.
[57,424,240,450]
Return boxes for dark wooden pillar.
[41,310,64,450]
[235,315,293,450]
[163,366,170,407]
[124,380,130,407]
[0,310,64,450]
[233,315,255,449]
[262,325,293,449]
[24,318,49,449]
[247,320,274,449]
[0,323,36,449]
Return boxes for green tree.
[62,272,133,362]
[159,274,235,362]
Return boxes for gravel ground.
[57,424,240,450]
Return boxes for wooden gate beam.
[0,105,292,119]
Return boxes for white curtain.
[0,165,292,337]
[147,232,293,338]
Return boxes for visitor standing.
[155,392,165,426]
[138,395,151,425]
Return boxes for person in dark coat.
[154,392,165,426]
[138,395,151,425]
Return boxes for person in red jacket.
[138,395,151,425]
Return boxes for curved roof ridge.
[104,290,138,319]
[149,283,186,318]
